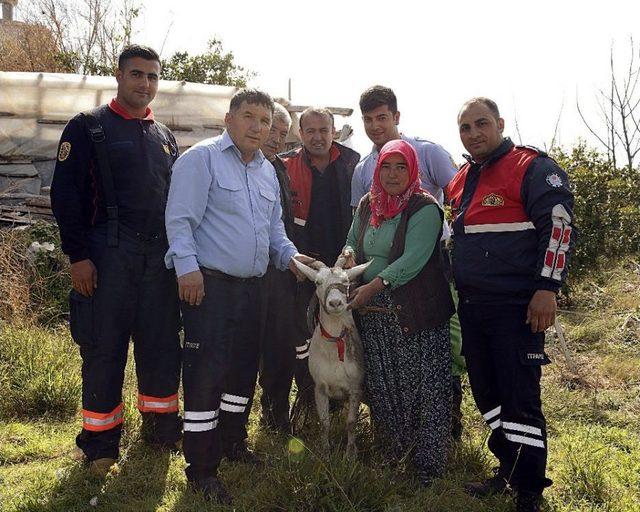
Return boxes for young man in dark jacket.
[51,45,181,477]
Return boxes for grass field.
[1,262,639,512]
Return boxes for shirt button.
[396,305,402,310]
[403,327,409,333]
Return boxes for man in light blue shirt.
[164,89,308,504]
[351,86,458,239]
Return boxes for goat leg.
[315,386,331,452]
[345,392,361,458]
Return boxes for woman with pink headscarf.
[345,139,455,485]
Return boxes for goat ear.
[345,260,372,281]
[292,258,319,281]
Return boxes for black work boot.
[224,441,264,466]
[189,476,233,505]
[464,470,511,497]
[516,491,543,512]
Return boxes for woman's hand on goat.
[342,252,356,269]
[348,278,385,310]
[178,270,205,306]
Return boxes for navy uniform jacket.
[448,138,576,304]
[50,100,178,262]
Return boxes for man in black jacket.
[449,97,576,512]
[50,45,181,477]
[280,107,360,414]
[257,102,298,431]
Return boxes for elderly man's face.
[458,103,505,162]
[261,117,290,160]
[300,113,334,158]
[225,101,273,158]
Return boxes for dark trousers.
[258,265,297,430]
[458,302,552,493]
[290,280,317,409]
[181,272,262,481]
[71,229,181,461]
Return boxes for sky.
[133,0,640,161]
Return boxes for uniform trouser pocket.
[69,290,94,347]
[519,337,552,366]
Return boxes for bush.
[0,222,70,326]
[25,223,72,325]
[0,324,81,419]
[554,143,640,279]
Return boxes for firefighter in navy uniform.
[50,45,181,477]
[449,98,575,512]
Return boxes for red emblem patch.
[481,193,505,207]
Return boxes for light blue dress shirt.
[350,134,458,239]
[165,131,298,278]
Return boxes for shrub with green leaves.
[553,143,640,279]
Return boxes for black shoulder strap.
[82,112,119,247]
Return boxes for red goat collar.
[318,321,349,362]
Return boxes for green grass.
[0,325,81,419]
[1,262,639,511]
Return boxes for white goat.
[293,253,371,456]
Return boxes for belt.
[200,267,261,284]
[119,224,164,242]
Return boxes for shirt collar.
[370,133,409,156]
[302,142,341,169]
[109,98,154,121]
[220,130,266,165]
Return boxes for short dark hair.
[118,45,161,70]
[299,107,334,130]
[459,97,501,120]
[229,88,275,114]
[359,85,398,114]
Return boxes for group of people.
[50,44,575,512]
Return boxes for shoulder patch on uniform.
[58,141,71,162]
[546,172,563,188]
[482,193,504,207]
[516,144,548,157]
